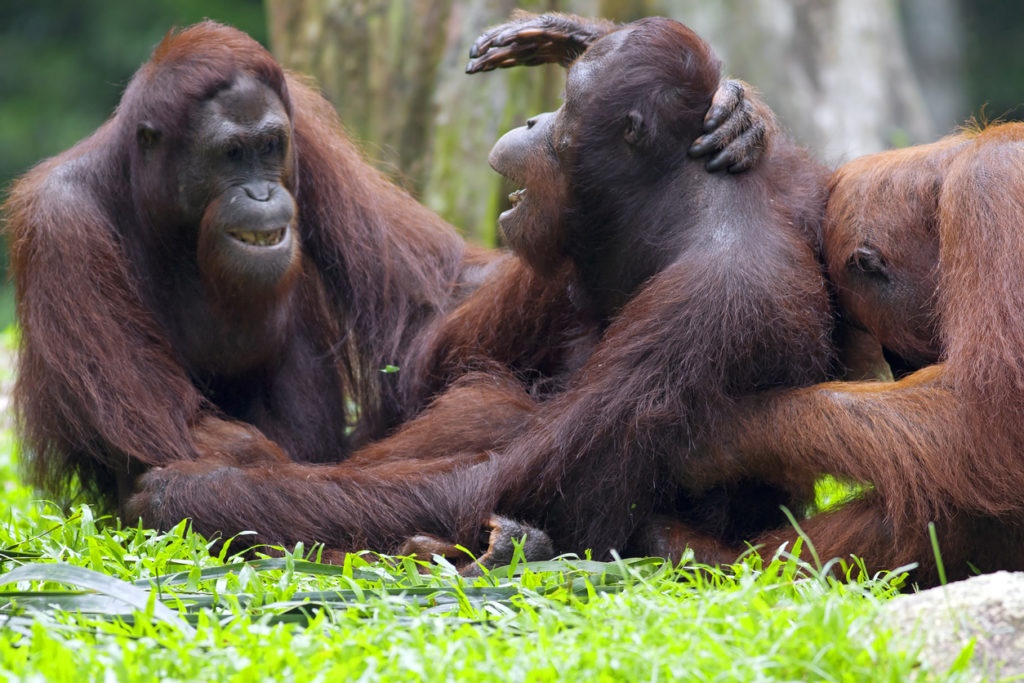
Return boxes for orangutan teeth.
[508,189,525,206]
[228,228,286,247]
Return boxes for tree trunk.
[651,0,939,164]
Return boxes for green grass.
[0,336,973,681]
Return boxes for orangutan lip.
[508,189,525,206]
[227,227,287,247]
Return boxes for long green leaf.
[0,562,194,636]
[133,558,382,588]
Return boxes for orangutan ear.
[849,245,889,279]
[624,110,646,146]
[136,122,162,150]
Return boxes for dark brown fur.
[471,22,832,558]
[12,18,831,563]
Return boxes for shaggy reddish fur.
[686,123,1024,586]
[131,18,836,561]
[4,22,493,509]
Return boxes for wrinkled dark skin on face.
[145,75,303,376]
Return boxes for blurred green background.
[2,0,1023,329]
[0,1,267,195]
[0,0,266,326]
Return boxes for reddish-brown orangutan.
[131,16,835,566]
[7,20,759,558]
[487,15,1024,586]
[668,123,1024,587]
[4,21,493,510]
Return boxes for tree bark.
[653,0,939,164]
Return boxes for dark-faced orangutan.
[4,21,495,511]
[443,14,836,560]
[130,15,835,567]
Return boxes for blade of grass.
[132,558,382,588]
[0,562,194,636]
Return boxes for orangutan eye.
[261,136,278,156]
[225,144,243,161]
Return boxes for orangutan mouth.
[227,227,288,247]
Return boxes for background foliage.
[0,1,266,191]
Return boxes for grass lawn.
[0,332,972,681]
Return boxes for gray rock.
[881,571,1024,679]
